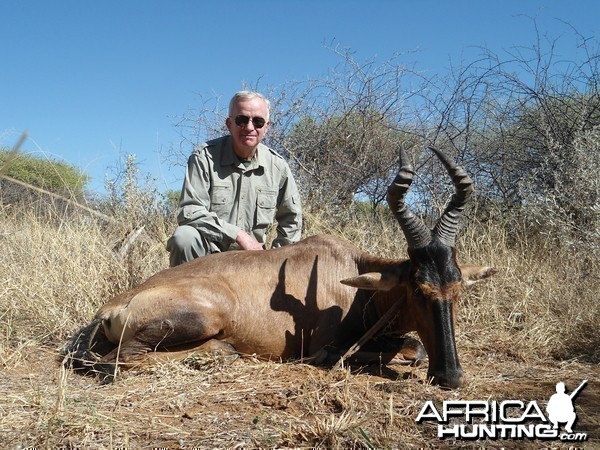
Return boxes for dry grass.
[0,202,599,449]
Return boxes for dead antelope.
[63,147,495,388]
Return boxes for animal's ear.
[340,272,398,291]
[460,265,497,287]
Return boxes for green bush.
[0,149,89,197]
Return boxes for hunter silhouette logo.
[546,380,587,434]
[415,379,589,442]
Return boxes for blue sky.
[1,1,598,195]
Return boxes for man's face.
[226,97,270,159]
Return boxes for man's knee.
[167,225,208,266]
[168,225,200,250]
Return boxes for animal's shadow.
[269,257,412,381]
[269,257,343,359]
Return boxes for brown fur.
[64,234,495,387]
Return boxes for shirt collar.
[220,135,266,170]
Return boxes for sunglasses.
[233,115,267,129]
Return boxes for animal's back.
[97,235,369,359]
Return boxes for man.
[546,381,581,433]
[167,90,302,266]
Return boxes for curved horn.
[387,148,432,249]
[429,147,474,247]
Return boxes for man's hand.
[235,230,264,251]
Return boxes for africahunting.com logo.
[416,380,588,442]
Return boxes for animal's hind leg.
[98,339,239,383]
[147,339,239,366]
[94,337,154,383]
[168,338,238,357]
[97,321,239,383]
[95,320,177,383]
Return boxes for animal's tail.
[61,319,116,382]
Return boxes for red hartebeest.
[63,147,496,388]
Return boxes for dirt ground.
[0,345,598,449]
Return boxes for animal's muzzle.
[427,299,464,389]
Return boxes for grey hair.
[228,90,271,120]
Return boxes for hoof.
[95,363,118,384]
[390,337,427,366]
[305,348,331,365]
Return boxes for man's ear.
[461,264,498,287]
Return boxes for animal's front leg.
[387,337,426,366]
[329,336,427,367]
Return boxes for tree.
[272,47,428,218]
[401,20,599,254]
[286,111,403,213]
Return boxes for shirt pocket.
[210,185,233,216]
[255,187,278,227]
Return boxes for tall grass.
[0,199,170,368]
[1,196,597,369]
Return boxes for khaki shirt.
[177,135,302,251]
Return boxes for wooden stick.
[333,300,403,370]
